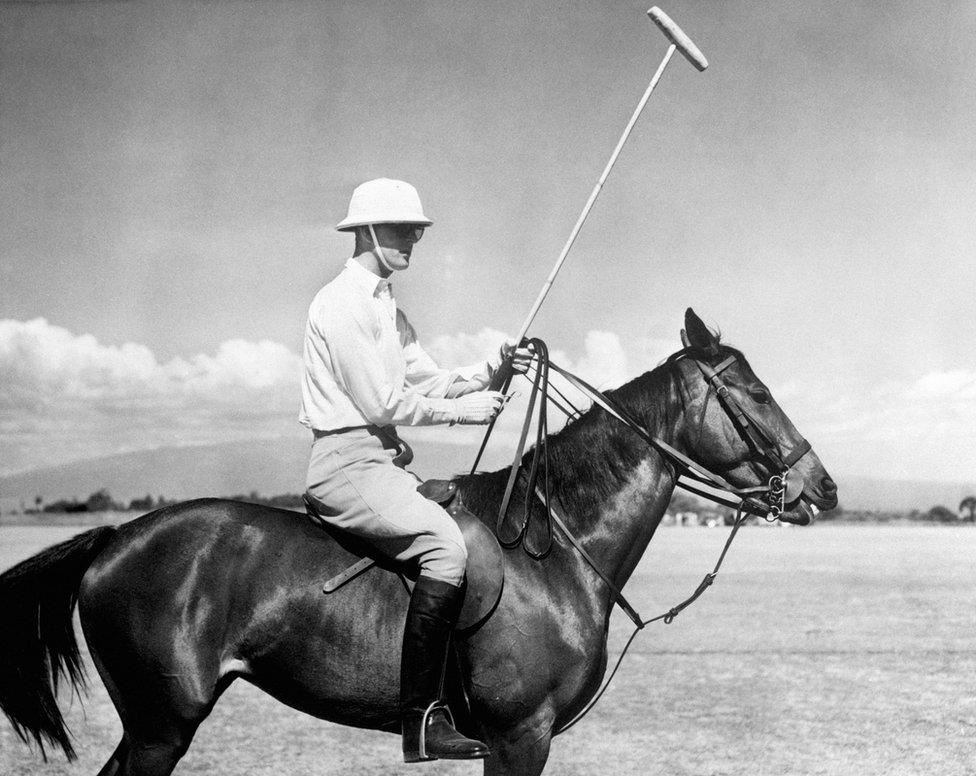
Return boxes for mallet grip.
[647,7,708,71]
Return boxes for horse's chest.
[462,596,604,712]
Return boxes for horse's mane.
[456,350,681,528]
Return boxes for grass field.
[1,523,974,775]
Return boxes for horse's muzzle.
[779,478,839,525]
[778,500,818,526]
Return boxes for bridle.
[657,348,812,522]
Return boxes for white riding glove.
[451,391,506,425]
[493,340,535,376]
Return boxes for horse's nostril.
[821,476,837,494]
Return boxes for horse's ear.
[680,329,691,348]
[684,308,719,355]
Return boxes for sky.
[1,0,975,486]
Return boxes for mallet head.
[647,7,708,71]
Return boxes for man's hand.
[452,391,506,425]
[497,340,535,375]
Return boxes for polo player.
[300,178,529,763]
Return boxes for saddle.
[304,480,504,632]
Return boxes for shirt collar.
[344,258,392,296]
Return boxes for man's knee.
[419,532,467,587]
[444,538,467,573]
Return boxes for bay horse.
[0,309,837,775]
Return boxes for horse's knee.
[480,708,554,776]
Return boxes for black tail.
[0,526,116,760]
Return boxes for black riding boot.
[400,576,489,763]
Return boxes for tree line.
[16,490,976,523]
[25,489,305,514]
[818,498,976,523]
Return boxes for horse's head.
[670,308,837,525]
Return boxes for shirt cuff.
[452,360,492,390]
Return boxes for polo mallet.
[489,7,707,391]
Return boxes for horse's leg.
[85,629,228,776]
[112,684,225,776]
[118,736,195,776]
[95,736,128,776]
[480,708,554,776]
[99,697,211,776]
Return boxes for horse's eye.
[749,388,771,404]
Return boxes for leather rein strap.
[535,480,745,632]
[472,338,555,558]
[543,350,811,519]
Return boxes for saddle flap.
[449,503,504,631]
[312,489,504,633]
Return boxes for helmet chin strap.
[367,224,396,273]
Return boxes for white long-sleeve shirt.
[299,259,490,431]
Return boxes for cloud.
[768,368,976,483]
[0,319,636,476]
[411,328,634,458]
[0,318,300,409]
[550,330,630,391]
[0,318,302,474]
[3,318,974,485]
[424,327,509,370]
[422,328,976,483]
[425,327,634,390]
[910,369,976,399]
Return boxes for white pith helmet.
[336,178,433,231]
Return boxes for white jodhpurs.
[305,426,467,586]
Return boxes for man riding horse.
[300,178,530,763]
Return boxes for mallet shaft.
[513,44,677,344]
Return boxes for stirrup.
[417,700,453,761]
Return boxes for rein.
[468,339,812,733]
[472,339,811,551]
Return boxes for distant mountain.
[0,434,504,511]
[834,475,976,513]
[1,437,973,514]
[0,437,312,509]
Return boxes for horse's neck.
[545,383,687,600]
[460,367,691,619]
[559,450,677,594]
